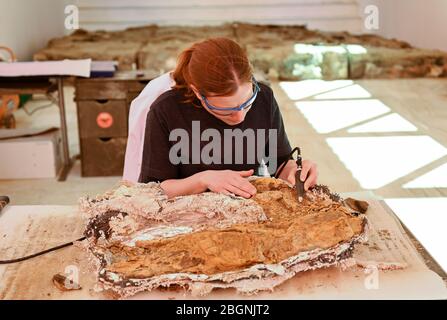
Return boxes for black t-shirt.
[138,82,292,183]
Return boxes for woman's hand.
[199,169,257,198]
[279,159,318,191]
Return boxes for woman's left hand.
[280,159,318,191]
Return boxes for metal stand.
[55,77,74,181]
[0,76,75,181]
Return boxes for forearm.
[160,172,208,198]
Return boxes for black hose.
[273,147,300,178]
[0,236,86,264]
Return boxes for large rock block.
[137,23,237,73]
[33,22,447,79]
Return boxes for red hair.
[172,37,253,107]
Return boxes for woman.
[139,37,318,198]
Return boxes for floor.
[274,78,447,272]
[0,78,446,272]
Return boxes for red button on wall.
[96,112,114,129]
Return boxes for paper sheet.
[0,59,91,78]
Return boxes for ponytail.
[172,47,199,106]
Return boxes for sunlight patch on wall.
[294,44,346,55]
[346,44,368,55]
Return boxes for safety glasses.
[200,76,260,116]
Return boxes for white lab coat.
[123,71,176,182]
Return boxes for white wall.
[0,0,66,60]
[358,0,447,51]
[73,0,363,33]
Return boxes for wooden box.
[77,99,128,138]
[0,129,62,179]
[80,137,127,177]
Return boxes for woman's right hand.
[198,169,257,199]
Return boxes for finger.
[212,187,228,195]
[225,184,252,198]
[287,171,296,185]
[232,178,257,196]
[305,177,317,191]
[220,190,231,195]
[304,169,318,190]
[300,164,311,182]
[304,179,311,191]
[238,169,254,178]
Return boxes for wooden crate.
[80,137,127,177]
[77,99,128,138]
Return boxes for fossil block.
[81,177,368,298]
